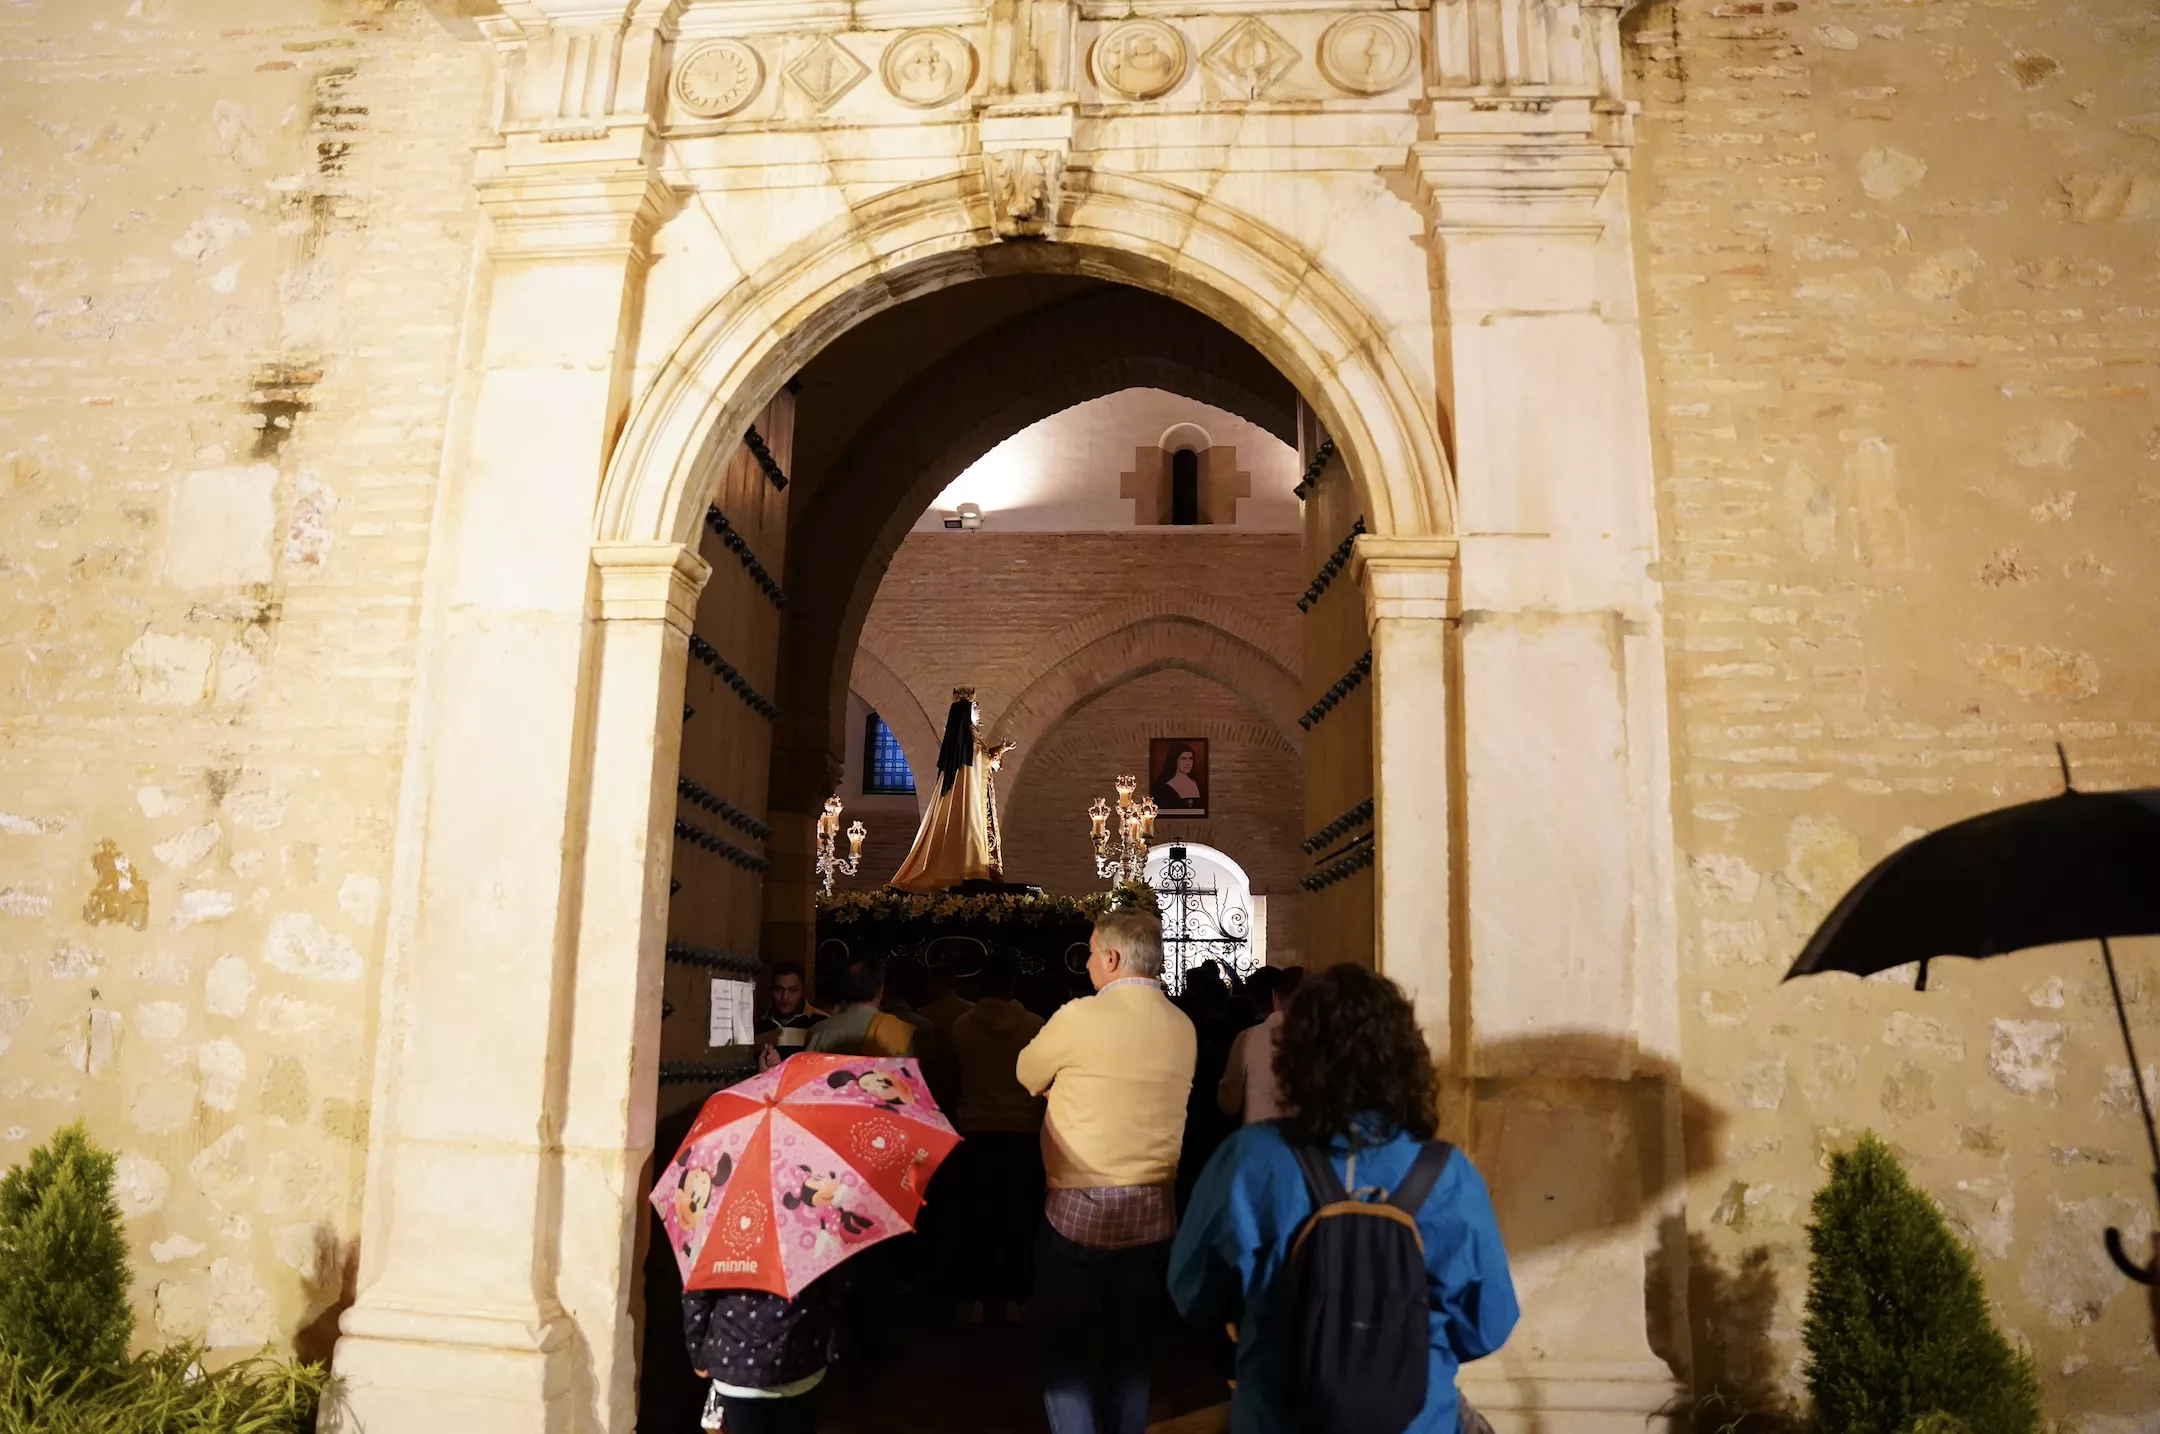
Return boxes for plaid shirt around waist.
[1045,1183,1177,1250]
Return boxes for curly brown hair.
[1273,963,1439,1148]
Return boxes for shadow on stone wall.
[1679,1230,1804,1434]
[1454,1034,1747,1429]
[1459,1033,1728,1255]
[294,1238,359,1369]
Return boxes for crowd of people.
[674,911,1519,1434]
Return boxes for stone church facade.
[0,0,2154,1430]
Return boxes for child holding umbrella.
[684,1277,840,1433]
[654,1051,964,1432]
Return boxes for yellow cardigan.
[1015,980,1197,1189]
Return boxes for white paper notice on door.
[710,978,756,1047]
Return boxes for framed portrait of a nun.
[1149,738,1208,818]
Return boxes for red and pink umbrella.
[650,1052,962,1297]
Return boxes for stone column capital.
[476,164,677,263]
[1409,134,1618,238]
[1352,534,1460,630]
[591,541,709,631]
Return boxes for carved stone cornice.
[425,0,680,36]
[475,162,678,262]
[592,542,711,631]
[434,0,681,149]
[1409,133,1616,239]
[1428,0,1631,107]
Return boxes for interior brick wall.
[1632,0,2160,1408]
[1004,667,1308,966]
[842,530,1308,962]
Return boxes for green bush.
[0,1345,328,1434]
[0,1125,330,1433]
[0,1122,130,1375]
[1802,1134,2039,1434]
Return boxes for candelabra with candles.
[1088,776,1157,886]
[816,795,867,896]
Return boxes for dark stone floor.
[818,1308,1227,1434]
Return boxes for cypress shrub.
[0,1125,330,1433]
[0,1123,131,1375]
[1802,1133,2039,1434]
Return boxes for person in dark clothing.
[683,1277,840,1433]
[950,951,1047,1321]
[641,1103,707,1431]
[1176,960,1239,1213]
[757,961,820,1046]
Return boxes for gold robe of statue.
[891,689,1011,893]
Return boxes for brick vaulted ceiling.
[767,276,1301,813]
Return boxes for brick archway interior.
[768,280,1299,818]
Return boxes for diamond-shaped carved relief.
[785,35,869,112]
[1203,17,1296,101]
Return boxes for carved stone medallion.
[785,35,870,112]
[1203,17,1297,101]
[1317,13,1416,97]
[983,148,1064,240]
[881,28,975,109]
[674,40,764,119]
[1092,19,1187,102]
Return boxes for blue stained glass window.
[864,713,915,795]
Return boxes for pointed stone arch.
[847,645,938,810]
[767,287,1301,815]
[989,614,1303,806]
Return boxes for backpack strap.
[1290,1142,1350,1209]
[1385,1141,1455,1218]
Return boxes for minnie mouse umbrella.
[649,1051,962,1298]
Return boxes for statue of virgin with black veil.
[889,687,1016,893]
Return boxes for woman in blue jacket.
[1168,964,1519,1434]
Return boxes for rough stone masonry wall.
[0,0,487,1358]
[1632,0,2160,1417]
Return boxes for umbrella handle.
[2104,1227,2155,1285]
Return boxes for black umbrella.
[1783,748,2160,1281]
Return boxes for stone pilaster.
[560,543,708,1432]
[1351,536,1460,1064]
[1413,90,1688,1434]
[333,11,680,1432]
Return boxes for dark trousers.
[962,1131,1046,1304]
[711,1383,821,1433]
[1034,1222,1169,1434]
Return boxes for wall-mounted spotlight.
[942,501,984,531]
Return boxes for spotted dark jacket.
[681,1281,837,1391]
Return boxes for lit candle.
[847,821,865,857]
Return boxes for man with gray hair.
[1016,906,1196,1434]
